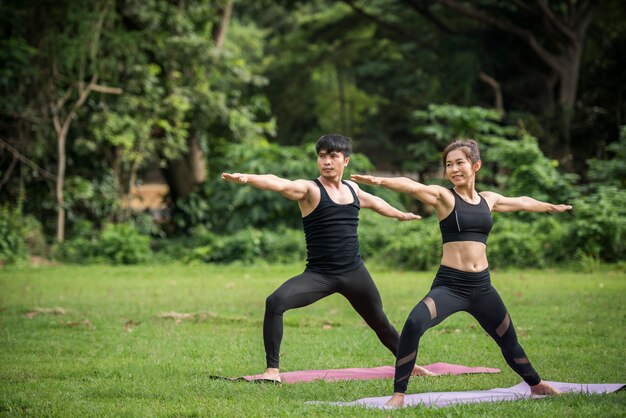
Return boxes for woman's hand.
[350,174,381,185]
[547,204,573,213]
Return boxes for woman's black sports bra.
[439,188,493,244]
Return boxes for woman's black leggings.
[393,265,541,393]
[264,264,399,369]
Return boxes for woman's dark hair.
[442,139,481,167]
[315,134,352,156]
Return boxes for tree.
[341,0,599,164]
[46,2,122,242]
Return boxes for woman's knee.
[403,305,431,335]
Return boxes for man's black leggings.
[393,265,541,393]
[264,264,398,369]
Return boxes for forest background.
[1,0,625,270]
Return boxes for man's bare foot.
[256,367,281,383]
[384,393,405,408]
[412,365,435,376]
[530,380,561,395]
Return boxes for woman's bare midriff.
[441,241,489,272]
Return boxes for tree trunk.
[214,0,234,51]
[163,158,193,201]
[336,65,347,133]
[163,2,235,202]
[55,128,67,243]
[188,136,207,184]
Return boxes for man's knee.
[265,292,286,314]
[367,313,392,332]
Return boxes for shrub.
[99,223,151,265]
[360,212,441,271]
[56,220,102,263]
[0,204,28,264]
[58,221,152,265]
[182,227,305,265]
[487,216,546,269]
[566,186,626,262]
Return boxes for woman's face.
[445,149,478,186]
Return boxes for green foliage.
[586,125,626,189]
[359,211,441,271]
[482,133,578,203]
[99,223,151,265]
[566,186,626,262]
[0,204,28,264]
[56,220,103,264]
[169,226,305,265]
[174,139,378,233]
[409,104,578,203]
[487,215,547,269]
[58,221,151,265]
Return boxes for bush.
[23,215,47,257]
[487,216,546,269]
[360,211,441,270]
[0,204,28,264]
[565,186,626,262]
[58,221,151,265]
[99,223,151,265]
[182,227,305,265]
[56,220,102,263]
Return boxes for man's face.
[317,148,349,178]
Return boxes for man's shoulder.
[344,179,360,191]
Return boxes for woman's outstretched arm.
[350,174,447,207]
[481,191,572,213]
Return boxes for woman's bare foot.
[256,367,281,382]
[412,365,435,376]
[384,392,405,408]
[530,380,561,395]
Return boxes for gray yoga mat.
[312,381,625,409]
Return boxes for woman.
[352,139,569,407]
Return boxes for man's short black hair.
[315,134,352,156]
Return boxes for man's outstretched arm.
[221,173,310,201]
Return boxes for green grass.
[0,263,624,417]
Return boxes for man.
[221,134,433,382]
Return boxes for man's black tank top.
[439,188,493,244]
[302,179,363,274]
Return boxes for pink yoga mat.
[235,362,500,384]
[314,381,625,409]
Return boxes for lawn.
[0,263,624,417]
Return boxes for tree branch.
[89,83,123,95]
[576,0,597,28]
[215,0,234,50]
[0,138,57,181]
[90,1,111,60]
[0,154,18,188]
[479,71,504,113]
[55,85,74,113]
[397,0,458,35]
[342,0,438,53]
[509,0,533,14]
[533,0,576,43]
[435,0,563,72]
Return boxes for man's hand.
[221,173,248,184]
[399,212,421,222]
